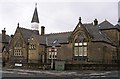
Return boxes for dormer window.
[52,39,58,44]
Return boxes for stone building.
[0,28,11,66]
[7,4,120,68]
[0,34,2,54]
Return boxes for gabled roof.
[98,20,115,30]
[0,34,11,53]
[46,32,72,46]
[33,32,72,46]
[19,27,33,43]
[16,19,117,47]
[84,24,113,44]
[33,26,113,46]
[6,35,11,43]
[82,23,94,38]
[115,24,120,31]
[0,34,11,43]
[33,34,46,45]
[19,27,39,43]
[31,6,39,23]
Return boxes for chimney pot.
[41,26,45,35]
[2,28,6,42]
[94,19,98,26]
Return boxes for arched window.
[14,38,23,56]
[74,32,88,61]
[14,42,22,56]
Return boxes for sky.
[0,0,119,35]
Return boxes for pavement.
[1,68,120,79]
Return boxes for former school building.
[1,4,120,69]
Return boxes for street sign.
[15,63,22,67]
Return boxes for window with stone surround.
[73,32,88,61]
[14,44,22,56]
[74,42,88,56]
[48,48,57,59]
[29,44,36,50]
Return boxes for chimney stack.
[2,28,6,43]
[41,26,45,35]
[94,19,98,26]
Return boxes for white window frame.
[74,47,79,56]
[74,42,88,57]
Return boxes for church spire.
[31,3,39,23]
[31,3,39,31]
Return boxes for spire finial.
[4,28,6,30]
[17,22,19,27]
[35,3,37,8]
[79,17,81,23]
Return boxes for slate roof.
[33,32,72,46]
[115,24,120,31]
[41,22,114,46]
[33,34,46,44]
[46,32,72,46]
[83,24,113,44]
[18,20,119,47]
[82,23,94,38]
[98,20,116,30]
[0,34,11,43]
[19,27,39,43]
[31,7,39,23]
[0,34,11,52]
[6,35,11,42]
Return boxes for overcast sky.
[0,0,119,35]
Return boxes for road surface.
[1,68,120,79]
